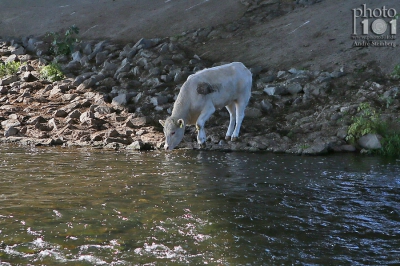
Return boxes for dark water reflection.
[0,146,399,265]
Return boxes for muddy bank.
[1,33,399,154]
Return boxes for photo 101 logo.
[352,4,398,47]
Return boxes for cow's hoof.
[225,136,231,141]
[231,137,238,142]
[199,142,206,148]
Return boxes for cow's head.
[159,117,185,150]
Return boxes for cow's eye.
[171,132,175,136]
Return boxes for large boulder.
[357,134,382,150]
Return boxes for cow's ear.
[159,120,165,127]
[177,119,185,128]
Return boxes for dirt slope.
[195,0,400,73]
[0,0,246,40]
[0,0,399,73]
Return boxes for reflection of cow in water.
[159,62,252,150]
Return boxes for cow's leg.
[231,100,247,141]
[225,102,236,140]
[196,104,215,147]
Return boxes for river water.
[0,146,399,265]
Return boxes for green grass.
[346,102,400,157]
[40,63,64,82]
[376,133,400,157]
[0,61,21,78]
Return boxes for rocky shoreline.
[1,30,399,154]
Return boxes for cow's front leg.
[196,104,215,148]
[196,124,207,148]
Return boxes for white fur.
[160,62,252,150]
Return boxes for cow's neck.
[171,91,191,124]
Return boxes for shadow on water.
[0,146,399,265]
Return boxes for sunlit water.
[0,145,399,265]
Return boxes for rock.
[383,87,399,99]
[11,46,25,55]
[94,105,113,115]
[112,94,127,106]
[80,111,95,124]
[260,99,273,113]
[302,142,329,155]
[330,71,345,78]
[5,54,18,63]
[71,51,83,62]
[107,129,120,138]
[35,122,52,131]
[2,119,21,128]
[82,43,92,55]
[26,116,46,125]
[142,77,162,87]
[277,71,286,78]
[174,70,190,83]
[21,71,37,82]
[287,83,303,95]
[73,72,95,86]
[76,74,105,91]
[245,107,262,118]
[264,85,287,96]
[92,40,107,56]
[48,118,57,130]
[126,116,148,127]
[62,94,78,102]
[4,126,18,137]
[338,145,356,152]
[336,127,348,139]
[127,140,144,150]
[62,102,81,113]
[0,75,18,85]
[0,86,8,94]
[54,109,68,118]
[95,51,108,65]
[150,95,168,106]
[114,62,131,78]
[303,83,329,97]
[357,134,382,150]
[68,110,81,119]
[133,38,160,49]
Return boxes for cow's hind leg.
[225,103,236,140]
[196,104,215,148]
[231,100,247,141]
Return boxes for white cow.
[159,62,252,150]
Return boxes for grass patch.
[0,61,21,78]
[376,133,400,157]
[347,102,400,157]
[40,63,64,82]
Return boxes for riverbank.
[1,34,399,155]
[1,0,400,155]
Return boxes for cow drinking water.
[159,62,252,150]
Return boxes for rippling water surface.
[0,146,399,265]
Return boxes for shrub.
[46,25,80,56]
[40,63,64,82]
[347,102,400,157]
[346,103,380,143]
[0,61,21,78]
